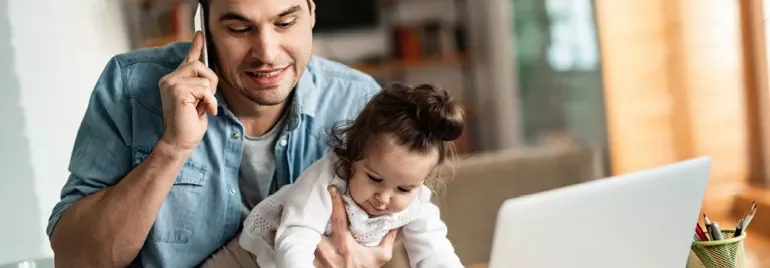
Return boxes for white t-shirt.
[239,153,464,268]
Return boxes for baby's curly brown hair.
[328,82,465,191]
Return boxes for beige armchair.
[384,143,600,267]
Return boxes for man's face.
[207,0,315,106]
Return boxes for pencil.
[703,213,715,240]
[743,201,757,230]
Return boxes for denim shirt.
[46,42,381,267]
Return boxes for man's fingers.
[327,186,350,240]
[368,228,398,265]
[201,90,218,116]
[178,77,211,88]
[176,33,218,93]
[176,61,219,92]
[184,31,203,64]
[314,236,336,268]
[194,92,217,117]
[378,228,399,249]
[175,77,212,97]
[177,78,218,116]
[313,258,327,268]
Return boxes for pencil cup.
[686,229,746,268]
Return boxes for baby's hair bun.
[409,84,465,142]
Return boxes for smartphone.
[194,3,209,67]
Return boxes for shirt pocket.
[134,146,208,244]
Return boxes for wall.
[0,0,129,264]
[594,0,751,215]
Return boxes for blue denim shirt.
[46,41,381,267]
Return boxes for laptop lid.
[488,157,711,268]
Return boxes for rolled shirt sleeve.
[46,56,134,238]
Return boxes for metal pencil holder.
[686,229,746,268]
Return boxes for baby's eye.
[367,174,383,183]
[397,187,412,193]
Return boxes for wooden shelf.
[137,0,170,5]
[352,53,468,76]
[142,34,192,48]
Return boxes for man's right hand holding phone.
[157,31,218,156]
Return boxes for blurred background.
[1,0,770,267]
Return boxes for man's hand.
[158,31,219,153]
[314,186,399,268]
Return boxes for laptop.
[487,156,712,268]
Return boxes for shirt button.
[229,188,236,195]
[279,139,287,147]
[232,133,240,139]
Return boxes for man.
[46,0,398,267]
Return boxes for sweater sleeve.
[273,154,337,268]
[402,187,464,268]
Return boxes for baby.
[239,82,465,268]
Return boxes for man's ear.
[308,0,316,28]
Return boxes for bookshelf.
[123,0,195,50]
[352,53,468,77]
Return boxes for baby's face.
[348,133,438,217]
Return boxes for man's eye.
[229,27,251,33]
[276,19,296,29]
[368,174,383,183]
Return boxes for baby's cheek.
[348,181,365,201]
[391,196,414,212]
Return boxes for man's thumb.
[378,228,399,248]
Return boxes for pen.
[695,223,709,241]
[710,221,724,240]
[742,201,758,230]
[734,218,744,237]
[742,201,755,219]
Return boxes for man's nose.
[250,29,279,65]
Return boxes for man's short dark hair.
[198,0,312,13]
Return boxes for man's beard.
[236,76,298,106]
[239,88,285,106]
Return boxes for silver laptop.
[488,156,712,268]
